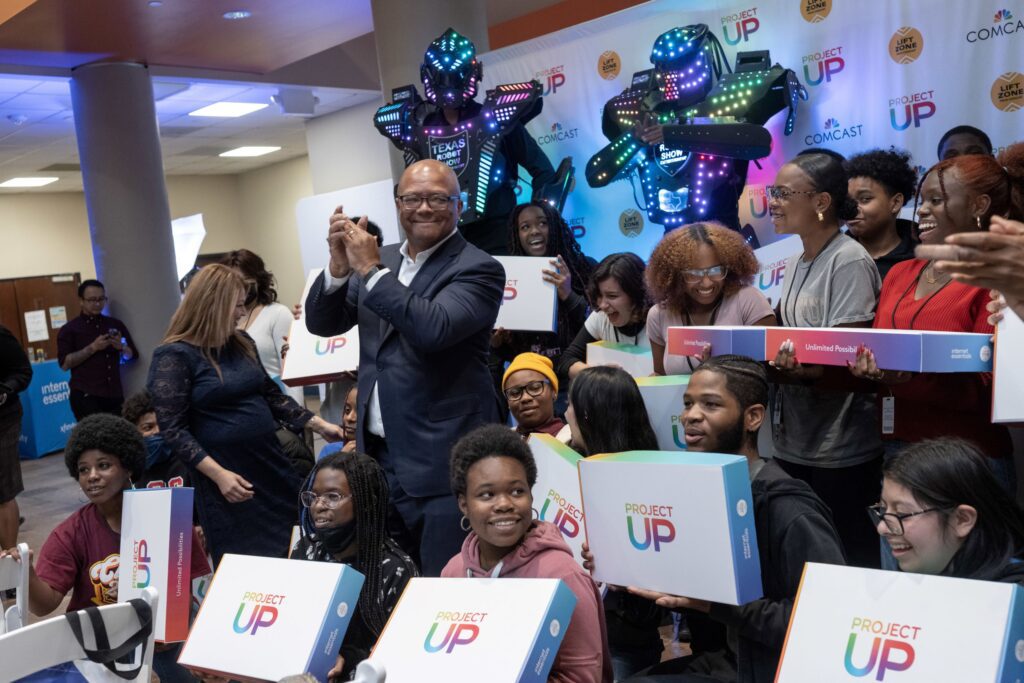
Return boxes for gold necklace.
[923,263,949,286]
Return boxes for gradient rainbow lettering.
[131,539,151,589]
[232,592,285,635]
[625,503,676,552]
[424,611,487,653]
[844,617,919,680]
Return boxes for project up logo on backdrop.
[619,209,644,237]
[843,617,920,680]
[889,90,937,130]
[232,591,285,635]
[889,27,924,64]
[991,72,1023,112]
[535,64,567,96]
[424,612,485,654]
[965,9,1021,43]
[536,122,580,146]
[800,0,832,23]
[804,117,864,146]
[746,185,768,220]
[626,502,676,552]
[568,216,586,240]
[539,489,583,538]
[720,7,760,45]
[597,50,621,80]
[802,46,845,86]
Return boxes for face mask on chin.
[316,518,358,555]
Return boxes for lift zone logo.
[626,502,676,552]
[843,617,920,680]
[424,611,486,653]
[233,592,285,635]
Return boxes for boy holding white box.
[588,357,844,683]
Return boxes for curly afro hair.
[449,424,537,499]
[646,222,759,315]
[121,390,154,428]
[64,414,146,481]
[844,148,918,204]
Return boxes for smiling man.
[626,355,845,683]
[304,159,505,576]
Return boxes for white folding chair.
[0,585,158,681]
[0,542,29,633]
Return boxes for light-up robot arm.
[585,132,645,188]
[373,85,425,164]
[532,157,575,211]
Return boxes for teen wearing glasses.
[293,451,418,680]
[645,223,775,375]
[767,152,884,570]
[561,252,652,380]
[501,352,568,441]
[870,438,1024,582]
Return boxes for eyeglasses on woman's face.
[503,379,551,402]
[765,185,820,202]
[866,504,947,536]
[299,491,352,509]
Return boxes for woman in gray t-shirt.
[766,152,883,569]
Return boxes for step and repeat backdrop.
[478,0,1022,260]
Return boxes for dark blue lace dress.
[147,338,312,566]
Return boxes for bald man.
[305,159,506,574]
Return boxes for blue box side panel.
[516,581,579,683]
[305,567,367,679]
[722,461,763,604]
[733,330,767,360]
[997,585,1024,682]
[921,334,993,373]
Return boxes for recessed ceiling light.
[148,1,163,7]
[188,102,268,117]
[220,146,281,158]
[222,10,252,19]
[0,177,59,188]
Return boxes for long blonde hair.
[163,264,256,377]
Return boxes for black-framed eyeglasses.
[682,265,728,283]
[504,379,551,402]
[866,504,947,536]
[83,296,108,304]
[765,186,819,202]
[299,491,352,509]
[397,193,459,211]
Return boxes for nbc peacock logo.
[991,72,1023,112]
[995,8,1014,21]
[824,117,839,129]
[889,27,924,64]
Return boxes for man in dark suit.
[305,159,505,575]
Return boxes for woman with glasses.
[645,222,775,375]
[870,438,1024,581]
[491,202,594,412]
[501,352,568,441]
[220,249,305,405]
[293,451,418,680]
[767,152,883,570]
[561,252,652,380]
[565,366,668,679]
[148,265,344,567]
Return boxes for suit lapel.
[377,245,404,343]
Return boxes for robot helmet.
[649,24,714,101]
[420,28,483,108]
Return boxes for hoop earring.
[817,211,824,222]
[460,516,472,532]
[532,507,540,521]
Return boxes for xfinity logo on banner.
[721,7,760,45]
[804,117,864,146]
[966,9,1020,43]
[536,121,579,146]
[802,46,844,86]
[535,64,566,96]
[889,90,936,130]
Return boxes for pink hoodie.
[441,520,613,683]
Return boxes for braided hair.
[298,451,401,636]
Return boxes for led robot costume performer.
[374,28,573,254]
[586,24,807,235]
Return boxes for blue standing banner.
[18,360,76,459]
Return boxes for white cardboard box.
[178,554,364,681]
[529,434,586,568]
[119,487,194,642]
[634,375,689,451]
[586,341,654,377]
[494,256,558,332]
[281,269,361,386]
[993,309,1024,423]
[579,451,761,605]
[776,562,1024,682]
[368,577,576,682]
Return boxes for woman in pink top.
[646,223,775,375]
[442,424,612,683]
